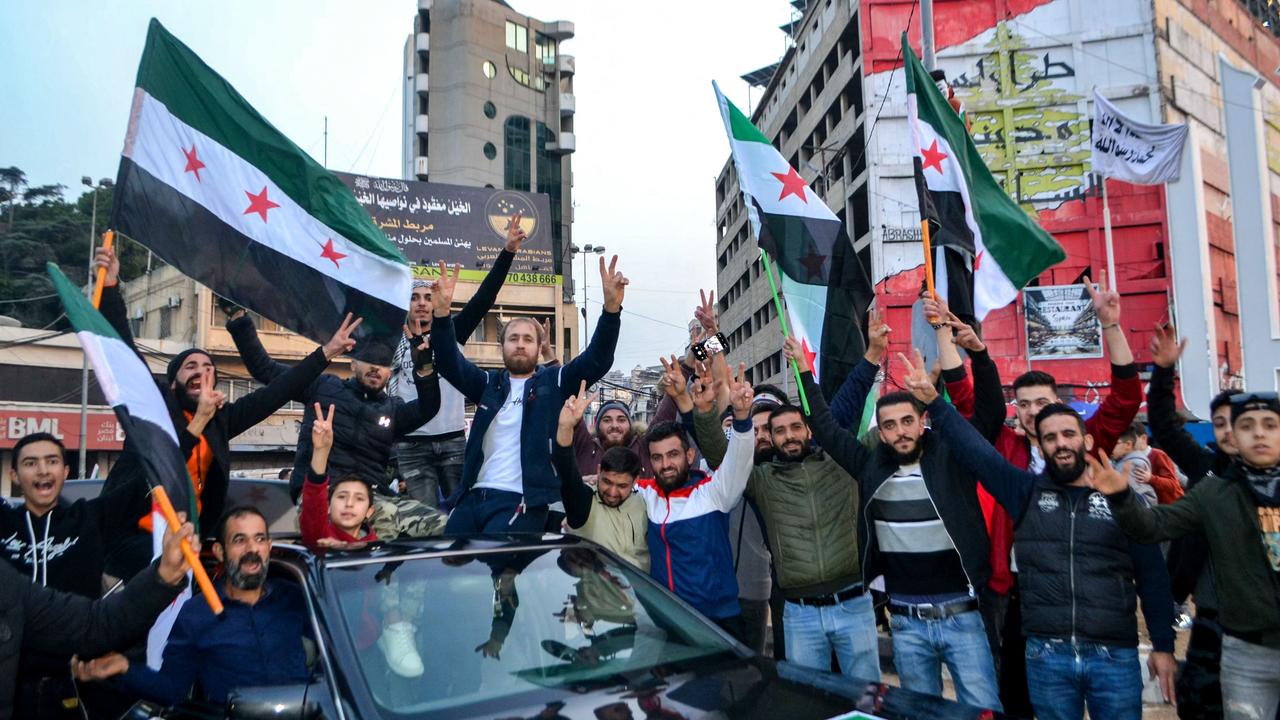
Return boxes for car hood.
[443,656,1006,720]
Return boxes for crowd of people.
[1,216,1278,720]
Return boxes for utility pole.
[921,0,937,70]
[78,177,104,479]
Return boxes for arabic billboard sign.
[1024,284,1103,360]
[336,172,559,286]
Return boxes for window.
[505,21,527,52]
[504,116,531,191]
[509,66,530,87]
[483,142,497,160]
[158,306,172,338]
[482,60,497,79]
[534,32,556,66]
[536,122,564,271]
[128,316,142,338]
[483,101,496,118]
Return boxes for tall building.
[402,0,577,305]
[718,0,1280,414]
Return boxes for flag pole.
[1099,174,1118,291]
[152,485,224,616]
[760,250,811,415]
[91,231,114,309]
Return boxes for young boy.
[1111,421,1157,507]
[301,403,423,678]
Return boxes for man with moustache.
[691,394,878,680]
[430,254,627,535]
[915,353,1177,720]
[388,214,529,508]
[72,507,310,707]
[573,398,654,477]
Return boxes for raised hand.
[783,336,813,374]
[157,513,198,586]
[865,307,891,364]
[1083,453,1129,495]
[312,403,336,454]
[93,245,120,287]
[690,369,717,414]
[599,255,628,313]
[323,313,364,360]
[539,318,555,361]
[657,355,688,399]
[727,362,754,421]
[951,319,985,353]
[403,317,432,373]
[431,262,461,317]
[195,367,226,420]
[694,289,719,334]
[899,349,939,405]
[504,211,527,253]
[1084,271,1121,327]
[559,380,590,432]
[1149,323,1186,369]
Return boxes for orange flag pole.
[91,231,114,310]
[152,485,224,615]
[920,220,939,322]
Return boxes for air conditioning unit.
[166,296,183,308]
[130,307,144,320]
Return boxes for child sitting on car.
[300,403,426,678]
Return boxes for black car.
[137,535,1008,720]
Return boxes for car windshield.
[326,543,740,717]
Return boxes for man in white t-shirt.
[430,255,629,534]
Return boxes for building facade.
[717,0,1280,414]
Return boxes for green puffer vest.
[747,451,863,599]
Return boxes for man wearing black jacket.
[1148,324,1239,718]
[0,518,195,720]
[95,246,357,573]
[1,432,150,717]
[912,351,1177,720]
[783,339,1001,711]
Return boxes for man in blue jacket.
[430,255,627,534]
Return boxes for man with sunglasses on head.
[1093,391,1280,720]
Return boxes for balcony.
[559,93,575,115]
[547,132,575,154]
[415,114,429,136]
[544,20,574,40]
[413,156,429,179]
[415,32,429,55]
[415,72,429,96]
[557,54,575,75]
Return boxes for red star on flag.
[182,144,206,182]
[243,186,280,222]
[320,238,347,268]
[799,251,826,280]
[800,338,818,372]
[770,166,809,203]
[920,140,949,174]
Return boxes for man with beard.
[95,247,351,572]
[430,255,627,535]
[73,506,311,707]
[1097,392,1280,720]
[786,340,1001,710]
[633,364,756,640]
[224,294,444,541]
[554,382,650,571]
[388,214,528,508]
[914,352,1177,720]
[573,398,654,477]
[690,392,878,680]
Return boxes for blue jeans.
[1023,636,1142,720]
[444,488,548,535]
[889,609,1003,711]
[783,592,881,682]
[394,435,465,509]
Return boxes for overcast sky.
[0,1,796,369]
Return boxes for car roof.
[271,532,591,570]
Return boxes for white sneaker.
[378,621,425,677]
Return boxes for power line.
[0,291,57,304]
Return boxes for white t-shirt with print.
[474,377,528,494]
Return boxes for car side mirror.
[226,684,320,720]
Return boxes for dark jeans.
[394,435,465,509]
[740,597,770,655]
[1024,637,1143,720]
[1177,611,1223,719]
[444,488,548,535]
[979,586,1010,676]
[1000,580,1035,718]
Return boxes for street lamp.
[568,243,605,346]
[78,176,111,479]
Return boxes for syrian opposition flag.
[904,34,1065,321]
[47,262,195,670]
[713,82,874,394]
[111,19,410,362]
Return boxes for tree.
[0,166,27,228]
